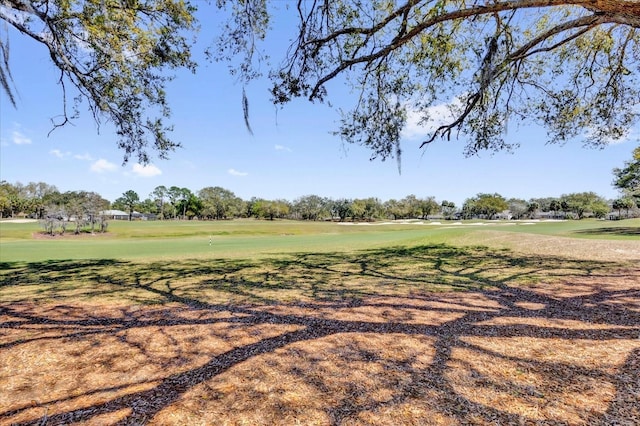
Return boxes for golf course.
[1,218,639,425]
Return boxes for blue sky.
[1,7,638,207]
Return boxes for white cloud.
[600,133,636,146]
[49,149,69,158]
[132,163,162,177]
[74,153,93,161]
[12,130,31,145]
[401,99,461,141]
[587,124,639,146]
[228,168,248,177]
[90,158,118,173]
[275,144,292,152]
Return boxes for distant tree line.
[2,181,638,225]
[0,181,110,234]
[108,186,637,222]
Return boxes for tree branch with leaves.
[219,0,640,166]
[3,1,639,165]
[0,0,197,163]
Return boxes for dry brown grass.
[1,243,639,425]
[449,230,640,263]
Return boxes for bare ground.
[1,267,639,425]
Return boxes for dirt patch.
[31,231,112,240]
[1,271,638,425]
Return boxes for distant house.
[495,211,512,220]
[535,211,556,219]
[100,210,132,220]
[607,211,622,220]
[100,210,149,220]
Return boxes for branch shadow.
[1,244,638,424]
[573,226,640,237]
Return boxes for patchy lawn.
[1,243,639,425]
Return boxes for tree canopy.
[1,0,196,163]
[114,190,140,221]
[613,145,640,202]
[560,191,610,218]
[2,1,639,163]
[222,0,640,165]
[462,193,508,219]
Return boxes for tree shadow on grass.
[0,259,126,286]
[573,226,640,237]
[1,244,624,305]
[1,244,639,424]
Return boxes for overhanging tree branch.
[238,0,639,160]
[421,13,610,147]
[1,0,196,163]
[3,0,640,162]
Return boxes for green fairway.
[1,218,638,264]
[0,229,434,263]
[0,220,433,263]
